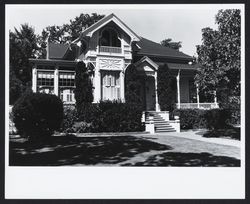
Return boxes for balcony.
[99,46,122,54]
[176,103,219,109]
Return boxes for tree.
[160,38,182,50]
[125,64,144,106]
[157,64,177,111]
[195,9,241,108]
[9,24,40,104]
[39,13,104,58]
[74,61,93,114]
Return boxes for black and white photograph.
[5,3,245,199]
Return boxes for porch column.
[94,59,101,102]
[196,83,200,109]
[120,71,125,102]
[214,90,219,108]
[54,65,59,96]
[32,64,37,93]
[154,72,160,111]
[176,69,181,109]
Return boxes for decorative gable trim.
[134,56,159,71]
[73,13,141,43]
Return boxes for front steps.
[145,112,176,133]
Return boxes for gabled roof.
[73,13,141,43]
[135,37,193,61]
[134,56,159,71]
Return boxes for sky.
[6,4,242,56]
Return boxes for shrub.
[12,92,63,141]
[204,108,231,130]
[61,105,78,133]
[157,64,177,111]
[74,61,93,114]
[172,109,207,129]
[77,101,144,133]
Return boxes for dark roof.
[48,43,69,59]
[135,37,193,61]
[155,62,200,70]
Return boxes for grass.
[9,134,240,167]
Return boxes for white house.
[29,13,218,132]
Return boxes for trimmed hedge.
[13,92,64,141]
[172,109,207,129]
[172,108,235,130]
[61,101,144,133]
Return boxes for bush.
[61,105,78,133]
[13,92,63,141]
[77,101,144,133]
[204,109,231,130]
[172,109,207,129]
[157,64,177,111]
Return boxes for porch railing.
[99,46,122,54]
[176,103,219,109]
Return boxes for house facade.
[29,13,218,112]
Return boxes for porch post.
[176,69,181,109]
[196,83,200,109]
[154,72,160,111]
[94,58,101,102]
[54,65,59,96]
[32,64,37,93]
[214,90,219,108]
[120,71,125,102]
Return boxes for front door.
[145,76,156,111]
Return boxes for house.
[29,13,218,126]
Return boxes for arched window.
[99,28,121,47]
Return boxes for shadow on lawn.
[127,152,240,167]
[9,135,171,166]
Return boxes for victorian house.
[29,13,218,132]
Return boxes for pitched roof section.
[135,37,193,61]
[155,62,200,70]
[73,13,141,43]
[134,56,159,71]
[48,43,69,59]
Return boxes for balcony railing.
[99,46,122,54]
[176,103,219,109]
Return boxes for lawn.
[9,134,240,167]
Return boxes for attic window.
[99,28,121,47]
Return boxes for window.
[37,71,54,94]
[99,28,121,47]
[101,71,120,101]
[59,72,75,103]
[59,72,75,87]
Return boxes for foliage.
[9,24,40,104]
[9,70,25,105]
[157,64,177,111]
[61,106,78,133]
[160,38,182,50]
[74,61,93,114]
[125,64,144,106]
[195,9,241,107]
[172,109,207,129]
[12,92,63,141]
[76,101,144,133]
[204,109,231,130]
[39,13,104,58]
